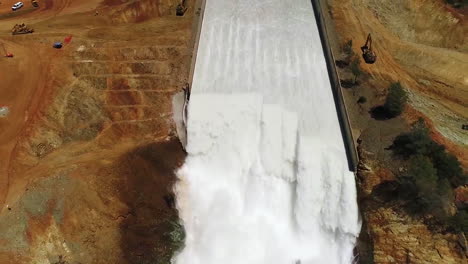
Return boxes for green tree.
[350,57,362,84]
[402,155,439,214]
[431,150,467,187]
[357,96,367,104]
[410,155,438,194]
[392,120,465,227]
[449,210,468,233]
[435,178,454,218]
[392,124,434,158]
[383,82,407,117]
[392,120,466,187]
[445,0,468,8]
[342,39,353,55]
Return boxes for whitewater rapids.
[173,0,360,264]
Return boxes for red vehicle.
[1,43,13,57]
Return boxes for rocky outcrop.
[356,146,467,264]
[367,207,466,264]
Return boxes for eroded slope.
[0,0,196,263]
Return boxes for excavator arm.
[361,33,376,64]
[361,34,372,52]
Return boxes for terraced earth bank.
[0,0,196,263]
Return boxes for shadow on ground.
[117,139,186,264]
[369,106,393,120]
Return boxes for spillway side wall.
[175,0,207,150]
[311,0,358,172]
[187,0,207,89]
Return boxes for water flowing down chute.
[174,1,361,263]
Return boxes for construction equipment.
[31,0,38,8]
[0,43,13,57]
[0,106,10,117]
[64,35,72,44]
[360,34,376,64]
[11,23,34,35]
[11,2,24,11]
[176,0,187,16]
[53,42,63,49]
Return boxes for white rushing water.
[174,0,360,263]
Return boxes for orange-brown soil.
[330,0,468,150]
[323,1,468,263]
[0,0,197,263]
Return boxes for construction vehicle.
[360,34,376,64]
[11,2,24,11]
[11,23,34,35]
[1,43,13,57]
[53,42,63,49]
[31,0,39,8]
[0,106,10,117]
[176,0,187,16]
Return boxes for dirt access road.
[0,0,197,263]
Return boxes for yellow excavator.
[361,34,376,64]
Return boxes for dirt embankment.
[329,0,468,149]
[0,0,198,263]
[323,0,467,263]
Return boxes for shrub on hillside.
[383,82,407,117]
[445,0,468,8]
[399,155,453,218]
[392,121,434,158]
[350,57,362,84]
[357,96,367,104]
[449,209,468,233]
[398,156,429,210]
[431,149,467,187]
[342,39,353,55]
[392,120,467,187]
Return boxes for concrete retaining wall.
[311,0,359,171]
[173,0,206,150]
[187,0,207,88]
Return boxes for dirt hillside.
[0,0,197,263]
[329,0,467,150]
[324,0,468,263]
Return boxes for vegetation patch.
[350,57,362,85]
[337,40,363,89]
[341,39,353,56]
[445,0,468,8]
[390,119,467,232]
[357,96,367,104]
[383,82,407,117]
[371,82,407,120]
